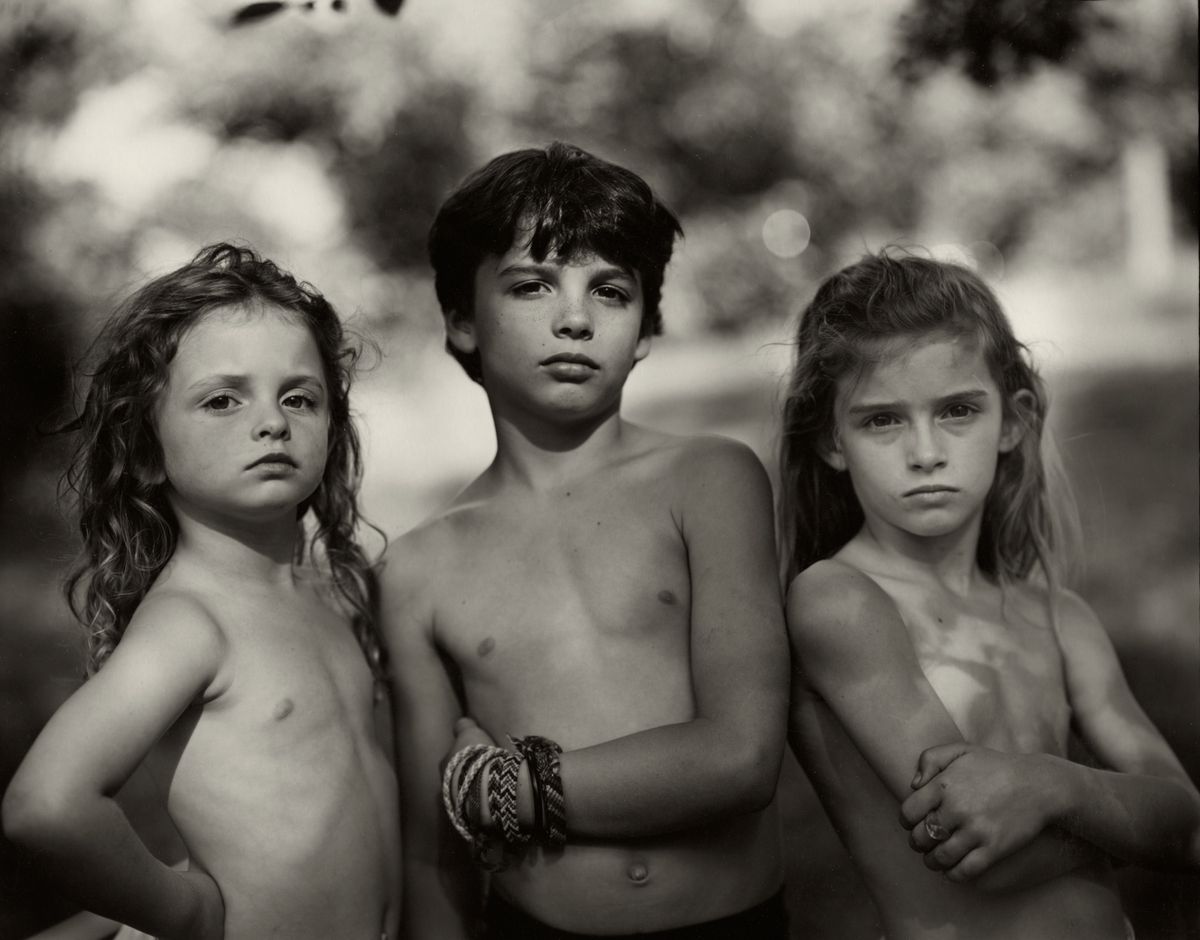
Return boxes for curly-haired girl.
[3,244,399,940]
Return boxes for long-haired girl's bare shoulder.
[786,557,906,648]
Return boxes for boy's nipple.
[273,698,295,721]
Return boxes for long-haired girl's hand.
[899,744,1061,881]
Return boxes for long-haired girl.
[778,249,1200,940]
[3,244,400,940]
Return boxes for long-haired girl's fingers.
[899,780,942,828]
[909,812,949,852]
[943,847,993,883]
[922,829,975,872]
[912,742,970,788]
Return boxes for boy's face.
[823,332,1023,545]
[449,240,650,422]
[154,303,330,525]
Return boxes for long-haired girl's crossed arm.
[901,587,1200,876]
[3,592,228,940]
[788,559,1107,892]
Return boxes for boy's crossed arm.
[387,440,787,870]
[901,590,1200,875]
[788,561,1103,891]
[468,439,787,835]
[2,594,226,940]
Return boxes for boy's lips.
[540,352,599,369]
[247,452,297,469]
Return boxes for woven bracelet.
[512,734,566,847]
[488,750,528,845]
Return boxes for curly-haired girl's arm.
[2,594,227,940]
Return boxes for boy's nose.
[552,298,594,340]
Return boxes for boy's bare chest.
[895,595,1072,753]
[435,495,692,669]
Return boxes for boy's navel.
[273,698,295,721]
[477,637,496,658]
[627,861,650,885]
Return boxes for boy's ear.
[818,431,847,472]
[999,389,1036,453]
[633,334,651,363]
[443,308,477,355]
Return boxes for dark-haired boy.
[380,142,790,938]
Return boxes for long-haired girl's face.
[152,302,330,525]
[822,331,1024,548]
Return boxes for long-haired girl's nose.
[908,427,945,470]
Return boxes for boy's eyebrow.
[496,262,638,283]
[846,388,991,416]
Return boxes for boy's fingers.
[912,742,970,788]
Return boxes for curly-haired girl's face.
[154,303,330,524]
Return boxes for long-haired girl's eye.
[204,395,233,411]
[283,393,316,410]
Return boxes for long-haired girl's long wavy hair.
[64,243,384,678]
[778,249,1077,588]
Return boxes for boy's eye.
[943,403,976,420]
[512,281,548,297]
[864,413,898,429]
[593,285,631,304]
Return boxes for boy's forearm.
[8,794,205,938]
[1050,757,1200,869]
[511,716,783,838]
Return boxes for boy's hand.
[451,717,496,753]
[179,867,225,940]
[899,744,1061,881]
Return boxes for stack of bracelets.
[441,734,566,870]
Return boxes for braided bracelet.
[487,750,529,845]
[511,734,566,846]
[441,744,504,843]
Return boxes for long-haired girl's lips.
[904,486,957,496]
[248,454,297,468]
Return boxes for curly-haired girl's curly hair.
[63,243,383,678]
[778,248,1078,589]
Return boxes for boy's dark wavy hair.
[428,140,683,382]
[778,248,1077,587]
[63,243,383,678]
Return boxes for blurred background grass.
[1,1,1196,937]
